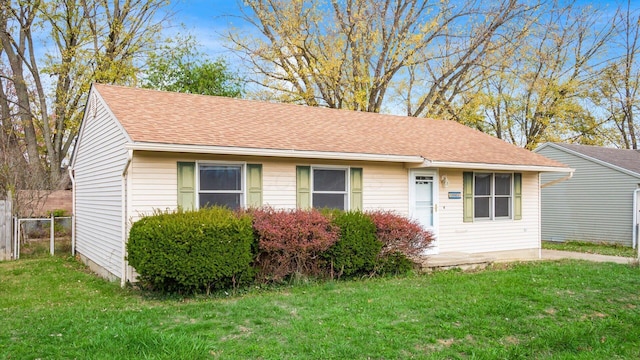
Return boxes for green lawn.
[2,256,640,359]
[542,240,637,258]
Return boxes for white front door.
[410,170,438,254]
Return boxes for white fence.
[13,215,73,259]
[0,193,74,260]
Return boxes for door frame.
[409,169,439,254]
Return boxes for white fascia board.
[125,142,425,163]
[421,160,575,173]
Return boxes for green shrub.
[377,251,415,275]
[324,211,381,278]
[127,207,255,294]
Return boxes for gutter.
[68,167,76,256]
[540,171,574,188]
[125,142,425,164]
[121,149,133,287]
[634,189,640,251]
[422,160,574,174]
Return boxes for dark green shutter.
[350,167,363,211]
[463,172,473,222]
[296,166,311,209]
[246,164,263,208]
[514,173,522,220]
[177,162,196,210]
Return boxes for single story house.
[70,84,571,283]
[535,142,640,247]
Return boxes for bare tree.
[594,0,640,149]
[226,0,530,114]
[454,1,616,149]
[0,0,170,189]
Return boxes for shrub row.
[127,207,434,293]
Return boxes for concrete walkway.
[541,249,636,265]
[420,250,637,272]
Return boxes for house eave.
[421,160,574,173]
[125,142,426,164]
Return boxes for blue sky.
[167,1,248,58]
[167,0,622,60]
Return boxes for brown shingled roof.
[92,84,567,169]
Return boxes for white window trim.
[196,161,247,209]
[473,172,513,221]
[310,165,351,210]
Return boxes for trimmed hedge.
[126,207,434,293]
[324,211,382,278]
[251,208,339,281]
[367,210,435,258]
[127,208,254,294]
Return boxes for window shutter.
[296,166,311,209]
[177,162,196,210]
[514,173,522,220]
[350,167,363,211]
[463,172,473,222]
[246,164,263,208]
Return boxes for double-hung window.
[295,166,362,211]
[473,173,512,220]
[178,162,262,211]
[199,164,244,209]
[312,168,348,210]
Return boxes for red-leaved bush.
[251,208,339,281]
[366,211,434,258]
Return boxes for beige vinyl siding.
[73,94,129,279]
[537,146,639,246]
[437,170,540,254]
[129,154,301,218]
[362,163,408,215]
[129,153,409,218]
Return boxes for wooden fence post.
[0,191,12,260]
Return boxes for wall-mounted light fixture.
[440,175,449,188]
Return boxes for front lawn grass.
[2,256,640,359]
[543,240,637,258]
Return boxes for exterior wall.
[129,153,540,258]
[436,169,540,256]
[128,152,409,221]
[537,146,639,246]
[73,94,129,279]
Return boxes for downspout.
[68,167,76,256]
[540,171,574,188]
[538,173,542,259]
[121,150,133,287]
[633,189,640,252]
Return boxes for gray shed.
[535,143,640,247]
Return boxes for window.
[178,162,262,211]
[199,164,243,209]
[474,173,512,219]
[312,168,348,210]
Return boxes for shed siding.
[73,95,129,278]
[437,170,540,254]
[537,146,638,246]
[129,153,409,219]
